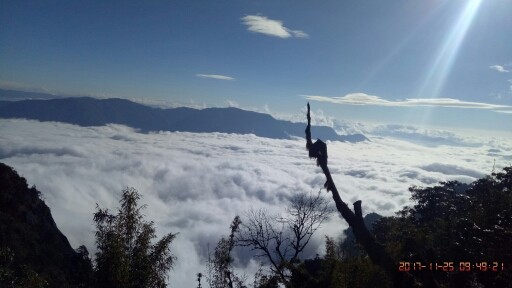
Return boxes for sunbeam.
[418,0,483,99]
[415,0,483,127]
[358,2,446,91]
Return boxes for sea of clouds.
[0,119,510,287]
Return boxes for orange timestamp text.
[398,261,506,272]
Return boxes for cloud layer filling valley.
[0,119,509,287]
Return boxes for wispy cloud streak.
[303,93,512,112]
[196,74,235,81]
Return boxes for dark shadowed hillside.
[0,163,94,287]
[0,90,367,142]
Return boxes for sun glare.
[415,0,483,126]
[418,0,483,99]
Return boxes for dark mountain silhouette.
[0,90,367,142]
[0,162,94,287]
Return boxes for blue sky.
[1,0,511,132]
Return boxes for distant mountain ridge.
[0,89,367,142]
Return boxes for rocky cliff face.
[0,162,94,287]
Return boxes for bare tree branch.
[286,191,330,260]
[304,103,438,288]
[236,209,288,283]
[237,191,331,286]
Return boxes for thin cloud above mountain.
[303,93,512,113]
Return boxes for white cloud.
[225,100,240,108]
[1,119,509,286]
[357,124,484,147]
[495,110,512,114]
[263,104,270,114]
[420,163,484,179]
[241,15,308,39]
[302,93,512,112]
[196,74,235,81]
[272,107,339,129]
[489,65,510,73]
[289,29,308,38]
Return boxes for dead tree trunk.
[304,103,438,288]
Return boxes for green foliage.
[373,166,512,287]
[93,187,178,288]
[289,236,391,288]
[0,246,48,288]
[207,216,246,288]
[284,167,511,287]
